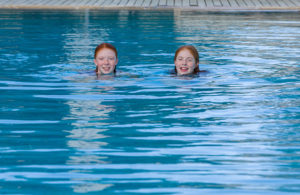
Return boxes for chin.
[101,69,112,74]
[179,71,192,75]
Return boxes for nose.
[104,58,109,64]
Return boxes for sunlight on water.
[0,10,300,194]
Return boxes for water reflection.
[63,84,115,192]
[72,183,112,193]
[1,9,300,194]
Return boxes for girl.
[174,45,204,75]
[94,43,118,75]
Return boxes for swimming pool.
[0,9,299,194]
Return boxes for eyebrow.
[177,56,193,59]
[97,56,115,58]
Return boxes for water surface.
[0,10,300,194]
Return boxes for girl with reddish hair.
[174,45,203,75]
[94,43,118,75]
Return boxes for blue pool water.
[0,9,299,194]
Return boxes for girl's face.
[94,48,118,75]
[175,49,198,75]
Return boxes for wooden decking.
[0,0,299,10]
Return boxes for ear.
[94,59,99,73]
[115,58,118,65]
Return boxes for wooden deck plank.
[289,0,300,6]
[281,0,295,6]
[278,0,290,6]
[237,0,245,6]
[86,0,97,6]
[150,0,159,6]
[65,0,82,6]
[77,0,88,6]
[92,0,106,6]
[243,0,256,6]
[249,0,263,6]
[19,0,34,6]
[220,0,231,6]
[159,0,167,6]
[239,0,249,6]
[126,0,136,6]
[20,0,34,6]
[84,0,97,6]
[227,0,239,7]
[128,0,136,6]
[48,0,61,6]
[198,0,206,7]
[0,0,10,6]
[182,0,190,7]
[110,0,120,6]
[34,0,48,5]
[266,0,279,6]
[258,0,271,6]
[60,0,81,6]
[102,0,114,7]
[6,0,24,6]
[59,0,72,6]
[32,0,47,6]
[213,0,222,6]
[205,0,214,7]
[14,0,27,6]
[118,0,129,6]
[5,0,18,5]
[70,0,82,6]
[35,0,52,6]
[278,0,289,6]
[41,0,51,5]
[273,0,284,6]
[268,0,279,7]
[54,0,71,6]
[21,0,31,6]
[272,0,282,6]
[76,0,93,6]
[38,0,49,5]
[174,0,182,6]
[0,0,299,9]
[22,0,36,6]
[167,0,175,6]
[142,0,151,6]
[190,0,198,6]
[101,0,113,6]
[274,0,288,6]
[88,0,101,6]
[134,0,144,6]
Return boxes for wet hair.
[174,45,200,74]
[94,43,118,73]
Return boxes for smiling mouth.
[180,67,189,72]
[102,67,111,72]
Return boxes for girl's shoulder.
[198,70,208,73]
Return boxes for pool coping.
[0,0,300,12]
[0,6,300,12]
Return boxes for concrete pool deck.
[0,0,299,11]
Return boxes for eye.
[187,58,193,62]
[98,57,104,60]
[109,57,115,61]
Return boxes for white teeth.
[180,67,188,70]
